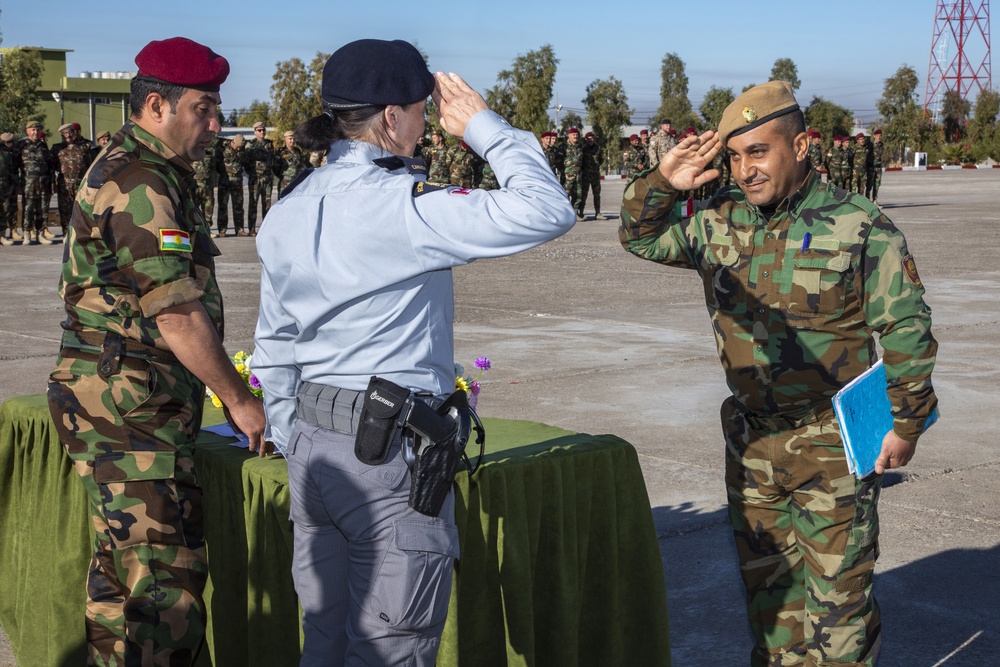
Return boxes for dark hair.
[130,79,185,118]
[776,109,806,139]
[294,105,386,153]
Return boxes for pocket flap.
[394,519,459,558]
[93,450,176,483]
[794,251,851,272]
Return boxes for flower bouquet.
[206,350,262,408]
[455,356,490,409]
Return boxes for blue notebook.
[832,359,939,477]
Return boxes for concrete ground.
[1,170,997,665]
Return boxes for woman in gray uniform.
[252,39,575,666]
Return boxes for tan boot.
[0,236,12,247]
[10,228,23,241]
[36,230,53,245]
[42,228,57,239]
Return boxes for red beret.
[669,129,676,135]
[568,127,580,135]
[639,129,649,135]
[685,127,696,134]
[855,133,865,140]
[629,134,639,141]
[873,128,882,135]
[585,131,594,138]
[135,37,230,92]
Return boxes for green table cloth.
[0,394,670,666]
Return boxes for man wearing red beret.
[623,133,646,180]
[807,130,825,177]
[47,36,267,666]
[851,132,871,195]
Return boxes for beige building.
[1,47,132,141]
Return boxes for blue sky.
[2,0,989,126]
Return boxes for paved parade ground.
[1,170,998,665]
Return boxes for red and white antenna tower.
[924,0,992,123]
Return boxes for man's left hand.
[874,430,916,475]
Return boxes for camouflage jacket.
[51,137,95,180]
[564,142,584,181]
[648,132,675,167]
[192,140,219,188]
[827,146,845,175]
[543,144,564,178]
[853,143,871,173]
[0,145,14,188]
[59,122,223,351]
[808,143,825,173]
[217,138,245,186]
[275,145,309,182]
[424,144,450,182]
[448,146,477,187]
[623,146,646,179]
[16,138,51,181]
[871,141,884,169]
[244,137,275,182]
[619,168,937,442]
[477,161,499,190]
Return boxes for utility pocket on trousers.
[369,518,460,632]
[836,472,882,592]
[93,450,187,549]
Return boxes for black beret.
[322,39,434,109]
[134,37,230,92]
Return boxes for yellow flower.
[235,363,246,374]
[211,393,223,408]
[455,376,469,394]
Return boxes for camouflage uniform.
[244,136,275,234]
[843,144,855,193]
[620,168,937,667]
[0,144,16,241]
[51,135,95,233]
[15,136,52,238]
[851,140,872,196]
[424,143,451,183]
[216,137,245,236]
[448,143,477,188]
[648,131,676,167]
[193,139,220,222]
[543,142,563,181]
[564,139,584,216]
[808,142,825,176]
[827,144,845,189]
[477,160,499,190]
[580,139,602,217]
[47,122,222,665]
[623,145,646,181]
[868,140,884,202]
[275,144,309,196]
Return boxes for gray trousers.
[286,419,459,666]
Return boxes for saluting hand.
[432,72,488,141]
[659,130,722,192]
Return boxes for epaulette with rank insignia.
[412,181,452,197]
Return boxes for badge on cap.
[159,229,193,252]
[902,253,922,288]
[742,107,757,124]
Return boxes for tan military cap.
[58,123,74,133]
[97,130,111,141]
[231,133,245,147]
[253,121,265,130]
[718,81,799,145]
[0,132,13,142]
[283,130,294,138]
[26,120,42,130]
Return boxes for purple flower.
[469,393,479,410]
[470,380,481,396]
[474,357,491,371]
[249,374,262,390]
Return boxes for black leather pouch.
[354,376,410,465]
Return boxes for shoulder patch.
[412,180,452,197]
[902,253,922,288]
[159,229,192,252]
[450,187,472,196]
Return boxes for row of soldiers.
[192,121,312,237]
[420,128,499,190]
[807,129,885,203]
[0,120,112,246]
[540,128,606,220]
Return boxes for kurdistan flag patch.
[159,229,192,252]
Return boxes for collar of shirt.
[127,122,193,176]
[729,168,820,224]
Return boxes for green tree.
[969,87,1000,160]
[485,45,558,135]
[0,48,44,134]
[941,89,971,143]
[584,76,632,173]
[768,58,801,91]
[699,86,735,129]
[559,110,584,135]
[269,57,312,133]
[237,100,272,128]
[656,52,697,129]
[876,65,927,163]
[803,96,853,141]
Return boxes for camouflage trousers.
[22,175,49,230]
[247,177,272,233]
[866,170,882,201]
[0,184,14,234]
[579,171,601,216]
[48,348,208,666]
[564,173,582,215]
[722,397,882,667]
[58,177,82,231]
[196,182,216,224]
[851,169,868,195]
[216,182,244,235]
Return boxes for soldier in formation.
[0,132,16,245]
[51,123,95,237]
[192,136,219,222]
[623,134,646,180]
[15,120,53,245]
[851,133,871,195]
[563,127,585,219]
[580,131,605,219]
[448,140,477,188]
[826,136,845,189]
[869,128,884,205]
[807,130,824,177]
[647,119,675,168]
[275,130,309,197]
[245,121,275,235]
[424,128,451,183]
[216,133,246,237]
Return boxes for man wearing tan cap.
[14,120,53,244]
[51,122,95,236]
[245,120,275,235]
[47,36,266,665]
[275,129,309,198]
[620,81,938,666]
